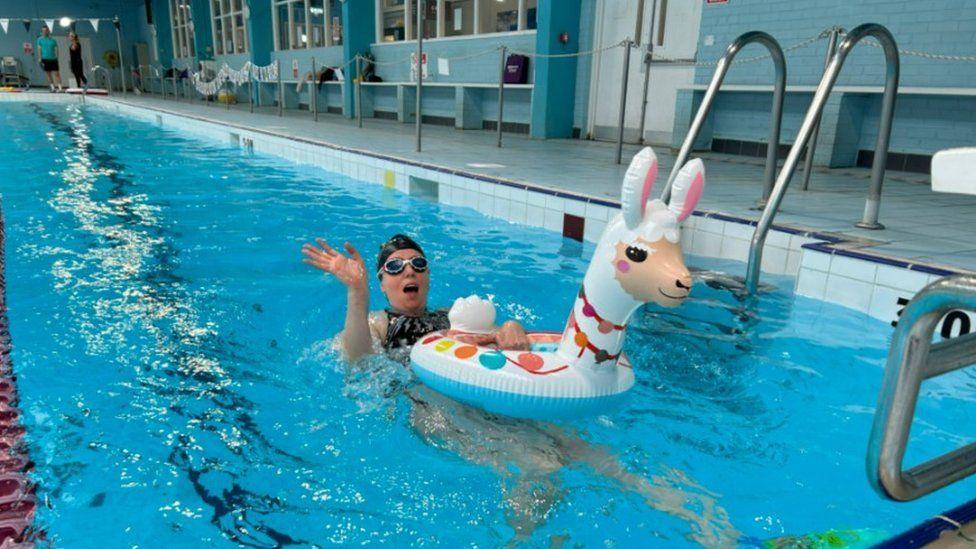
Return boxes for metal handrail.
[661,31,786,206]
[89,65,112,93]
[745,23,900,294]
[868,275,976,501]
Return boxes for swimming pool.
[2,100,974,546]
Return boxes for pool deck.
[81,93,976,274]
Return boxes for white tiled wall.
[794,248,971,325]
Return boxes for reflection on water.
[3,103,971,547]
[30,104,309,546]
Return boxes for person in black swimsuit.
[302,233,530,360]
[67,32,87,88]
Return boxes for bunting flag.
[90,18,99,32]
[44,19,54,31]
[22,19,30,33]
[0,19,8,34]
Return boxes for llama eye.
[625,246,648,263]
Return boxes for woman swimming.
[301,233,531,358]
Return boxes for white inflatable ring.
[411,330,633,419]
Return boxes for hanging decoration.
[90,19,99,32]
[0,19,8,34]
[22,19,30,33]
[44,19,54,31]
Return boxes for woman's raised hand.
[302,239,368,293]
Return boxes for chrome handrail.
[868,275,976,501]
[661,31,786,207]
[89,65,112,93]
[745,23,899,294]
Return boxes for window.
[273,0,342,50]
[376,0,535,42]
[169,0,195,58]
[211,0,248,55]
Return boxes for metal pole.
[114,17,127,95]
[356,56,363,128]
[415,1,424,152]
[277,60,283,117]
[745,23,899,294]
[661,31,786,204]
[225,79,230,110]
[614,39,633,165]
[496,45,506,147]
[801,27,840,191]
[858,36,899,230]
[311,57,318,122]
[249,69,254,113]
[172,72,178,102]
[636,0,658,144]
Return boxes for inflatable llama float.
[410,147,705,419]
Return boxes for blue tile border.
[95,97,972,279]
[876,497,976,548]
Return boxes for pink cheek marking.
[616,260,630,273]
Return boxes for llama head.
[611,148,705,308]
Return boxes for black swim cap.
[376,234,425,275]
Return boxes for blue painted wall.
[530,0,581,138]
[341,0,375,117]
[680,0,976,161]
[0,0,147,86]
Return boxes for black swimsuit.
[384,309,449,350]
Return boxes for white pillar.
[473,0,481,34]
[305,0,313,48]
[375,0,383,43]
[517,0,526,30]
[404,0,413,40]
[436,0,445,37]
[324,0,333,47]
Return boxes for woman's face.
[69,32,77,41]
[379,248,430,314]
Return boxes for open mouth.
[404,283,419,294]
[659,289,688,300]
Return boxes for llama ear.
[620,147,658,229]
[667,158,705,222]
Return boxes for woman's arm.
[301,239,375,361]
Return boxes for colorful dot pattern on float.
[421,334,550,373]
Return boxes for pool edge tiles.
[77,95,976,325]
[0,200,38,543]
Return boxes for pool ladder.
[663,24,901,295]
[868,275,976,501]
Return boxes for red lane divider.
[0,209,39,544]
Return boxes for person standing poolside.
[36,26,63,92]
[301,233,531,361]
[68,32,87,89]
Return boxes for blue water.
[0,101,973,547]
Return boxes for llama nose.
[676,277,692,290]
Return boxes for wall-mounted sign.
[706,0,729,4]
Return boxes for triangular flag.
[22,19,30,33]
[0,19,8,34]
[44,19,54,32]
[90,18,99,32]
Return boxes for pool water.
[1,101,974,547]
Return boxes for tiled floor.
[94,93,976,272]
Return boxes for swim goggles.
[378,256,429,278]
